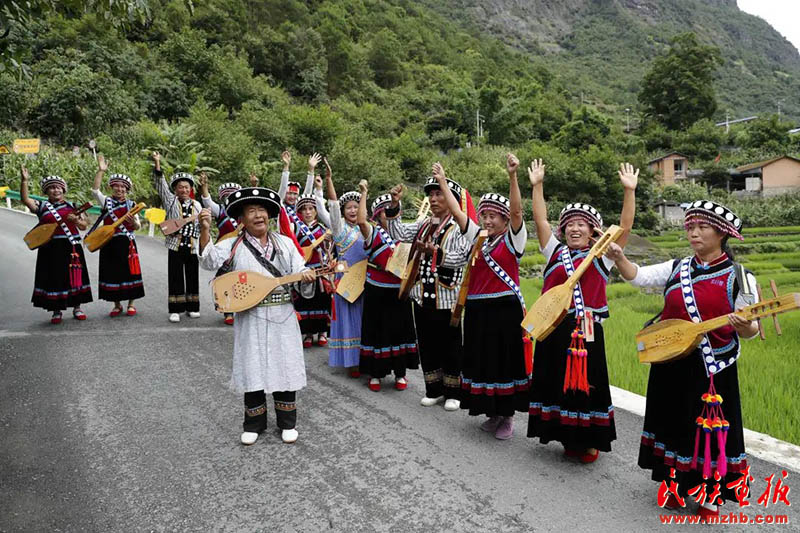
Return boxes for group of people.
[22,149,759,520]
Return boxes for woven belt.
[256,292,293,307]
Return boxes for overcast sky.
[737,0,800,54]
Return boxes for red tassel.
[716,428,728,478]
[523,335,533,375]
[563,324,590,394]
[702,422,713,479]
[128,240,141,275]
[69,245,82,290]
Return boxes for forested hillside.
[0,0,798,230]
[434,0,800,121]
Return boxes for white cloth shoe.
[443,399,461,411]
[281,429,298,444]
[420,395,444,407]
[240,431,259,445]
[188,311,201,318]
[168,313,180,323]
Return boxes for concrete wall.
[763,158,800,191]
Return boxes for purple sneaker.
[494,417,514,440]
[480,416,502,433]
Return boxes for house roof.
[648,151,689,164]
[735,155,800,173]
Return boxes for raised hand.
[506,153,520,175]
[314,175,323,190]
[308,152,322,172]
[527,159,545,187]
[323,157,332,181]
[98,154,109,172]
[151,151,161,170]
[432,162,446,183]
[281,150,291,167]
[199,208,213,230]
[249,172,258,187]
[358,179,368,194]
[618,162,639,190]
[198,171,208,188]
[20,165,30,182]
[389,184,403,206]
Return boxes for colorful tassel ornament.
[563,325,589,394]
[690,376,729,479]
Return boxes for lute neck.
[691,294,800,335]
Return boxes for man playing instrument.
[198,187,316,445]
[383,165,473,411]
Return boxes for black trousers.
[243,390,297,432]
[414,304,463,399]
[167,248,199,313]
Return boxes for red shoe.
[51,312,63,325]
[349,368,361,378]
[224,315,234,326]
[579,449,599,464]
[126,306,137,316]
[368,378,381,392]
[109,307,123,317]
[73,309,87,321]
[303,336,313,348]
[664,494,683,510]
[395,377,408,391]
[697,505,719,522]
[317,334,328,347]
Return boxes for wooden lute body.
[301,230,331,263]
[636,293,800,364]
[160,213,198,236]
[85,202,146,252]
[212,262,347,313]
[450,229,488,327]
[521,225,624,341]
[23,202,92,250]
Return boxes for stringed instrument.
[301,230,331,263]
[336,259,368,303]
[23,202,92,250]
[398,217,439,301]
[450,229,488,327]
[160,212,199,236]
[636,293,800,364]
[212,262,348,313]
[521,225,624,341]
[85,202,147,252]
[218,226,243,242]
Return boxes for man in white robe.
[199,187,315,445]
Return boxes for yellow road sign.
[0,186,9,198]
[13,138,41,154]
[0,144,10,155]
[145,207,166,225]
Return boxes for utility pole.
[625,108,631,133]
[475,109,485,146]
[777,99,783,120]
[725,111,730,134]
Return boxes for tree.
[638,33,722,131]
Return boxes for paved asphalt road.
[1,207,797,532]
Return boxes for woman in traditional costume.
[323,160,366,377]
[525,161,638,462]
[89,155,144,317]
[435,154,529,440]
[606,200,757,521]
[356,180,419,392]
[199,187,316,445]
[21,166,92,323]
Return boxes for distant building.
[730,155,800,197]
[655,200,690,224]
[648,152,689,186]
